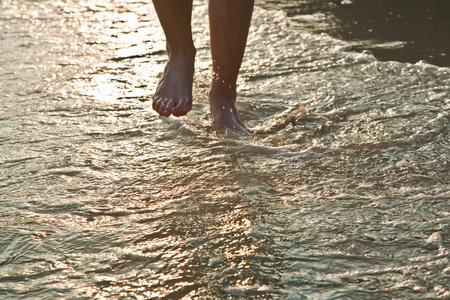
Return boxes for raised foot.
[152,54,195,117]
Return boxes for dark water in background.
[260,0,450,67]
[1,0,449,299]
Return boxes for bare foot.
[152,51,195,117]
[209,83,252,135]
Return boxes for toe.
[171,97,191,117]
[160,98,174,117]
[153,96,162,112]
[171,107,186,117]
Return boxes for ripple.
[0,0,449,298]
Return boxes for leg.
[209,0,254,134]
[152,0,196,117]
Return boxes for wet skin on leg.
[209,0,254,134]
[152,0,254,134]
[152,0,195,117]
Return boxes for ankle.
[167,44,196,60]
[209,86,237,112]
[211,78,237,96]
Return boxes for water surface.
[259,0,450,67]
[1,0,449,299]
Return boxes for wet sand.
[259,0,450,67]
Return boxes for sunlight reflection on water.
[0,0,449,299]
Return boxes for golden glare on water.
[62,2,168,107]
[1,0,449,299]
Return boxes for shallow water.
[1,0,449,299]
[258,0,450,67]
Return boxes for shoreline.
[258,0,450,67]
